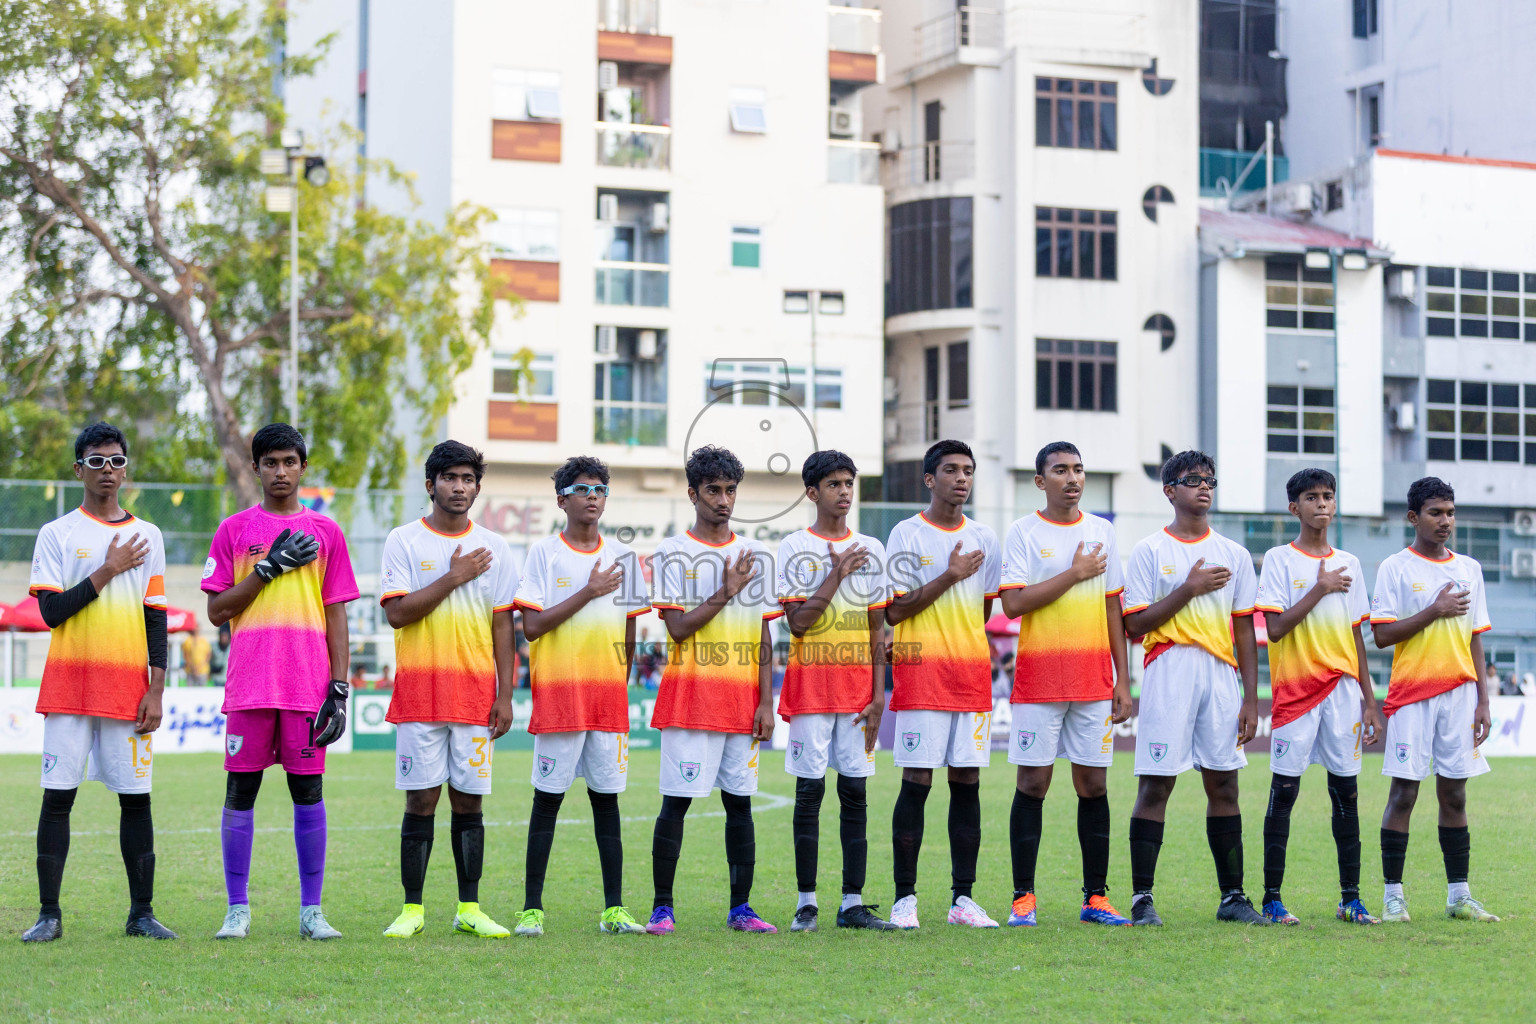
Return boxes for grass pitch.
[0,750,1529,1023]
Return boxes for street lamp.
[782,289,845,434]
[261,130,329,429]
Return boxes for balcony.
[595,261,669,307]
[596,122,671,170]
[880,141,976,190]
[901,6,1002,81]
[829,5,880,54]
[828,140,879,184]
[597,0,658,34]
[1200,147,1289,196]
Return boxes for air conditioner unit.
[1513,509,1536,536]
[1390,401,1416,432]
[1512,548,1536,579]
[597,61,619,91]
[829,107,860,139]
[597,193,619,222]
[879,129,900,153]
[596,325,618,357]
[1386,266,1417,302]
[1280,182,1314,215]
[649,201,669,232]
[883,377,898,403]
[637,329,659,359]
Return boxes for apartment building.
[286,0,887,547]
[863,0,1201,529]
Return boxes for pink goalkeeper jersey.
[202,505,359,713]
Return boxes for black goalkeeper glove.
[253,528,320,582]
[311,678,349,747]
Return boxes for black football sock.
[1326,773,1361,901]
[1207,814,1245,896]
[891,778,930,900]
[1381,828,1410,885]
[1128,816,1164,897]
[948,780,981,904]
[118,793,156,918]
[1077,794,1111,899]
[523,791,562,910]
[451,811,484,905]
[1438,825,1470,885]
[652,795,690,909]
[36,787,76,919]
[1009,790,1043,897]
[1262,774,1299,902]
[722,791,755,907]
[588,790,624,908]
[836,774,868,896]
[400,812,434,904]
[793,776,825,895]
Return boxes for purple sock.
[294,801,327,908]
[222,807,255,906]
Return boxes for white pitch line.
[0,789,795,839]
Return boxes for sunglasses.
[1174,474,1218,488]
[77,455,129,470]
[558,483,610,498]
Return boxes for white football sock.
[1384,882,1405,903]
[1448,881,1470,903]
[797,891,817,910]
[841,892,862,911]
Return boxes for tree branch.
[224,304,357,355]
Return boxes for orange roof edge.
[1376,148,1536,173]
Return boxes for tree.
[0,0,510,504]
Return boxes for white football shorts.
[1382,681,1491,782]
[891,709,992,769]
[659,728,759,797]
[394,721,495,794]
[532,730,629,794]
[40,714,153,794]
[1007,699,1114,768]
[1134,644,1248,776]
[784,712,876,780]
[1271,678,1364,778]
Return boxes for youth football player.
[379,441,516,939]
[1370,477,1498,923]
[1122,450,1266,926]
[885,439,1001,930]
[514,455,650,937]
[998,442,1132,928]
[204,423,359,940]
[646,446,781,935]
[1254,468,1384,925]
[775,451,898,932]
[22,422,175,942]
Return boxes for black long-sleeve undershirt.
[37,578,168,670]
[145,605,167,671]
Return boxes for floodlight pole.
[289,156,300,429]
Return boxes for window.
[729,87,767,134]
[595,329,667,446]
[1362,85,1382,149]
[1352,0,1379,38]
[1425,378,1531,464]
[1325,180,1344,212]
[1035,340,1118,412]
[923,346,940,441]
[1266,385,1335,454]
[1142,58,1174,96]
[1265,257,1334,331]
[1142,185,1174,222]
[1035,78,1117,150]
[947,341,969,409]
[731,226,761,268]
[1424,267,1536,341]
[489,208,560,261]
[1034,208,1117,280]
[923,101,942,181]
[1144,313,1176,351]
[492,69,562,121]
[705,362,842,410]
[887,197,973,315]
[492,352,556,400]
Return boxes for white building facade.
[863,0,1202,536]
[285,0,888,548]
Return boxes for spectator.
[181,630,212,686]
[209,622,230,686]
[378,665,393,690]
[348,665,367,690]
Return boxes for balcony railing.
[597,0,659,34]
[828,140,879,184]
[828,4,881,54]
[595,261,669,307]
[594,405,667,447]
[595,122,671,170]
[911,6,1001,68]
[880,141,976,189]
[1199,147,1289,196]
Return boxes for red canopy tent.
[1,596,199,633]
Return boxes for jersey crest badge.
[1017,730,1035,752]
[1273,739,1289,758]
[538,755,557,778]
[1395,743,1409,764]
[679,761,702,783]
[42,752,56,774]
[397,754,412,777]
[790,740,803,761]
[901,731,921,753]
[1148,742,1167,763]
[226,735,244,757]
